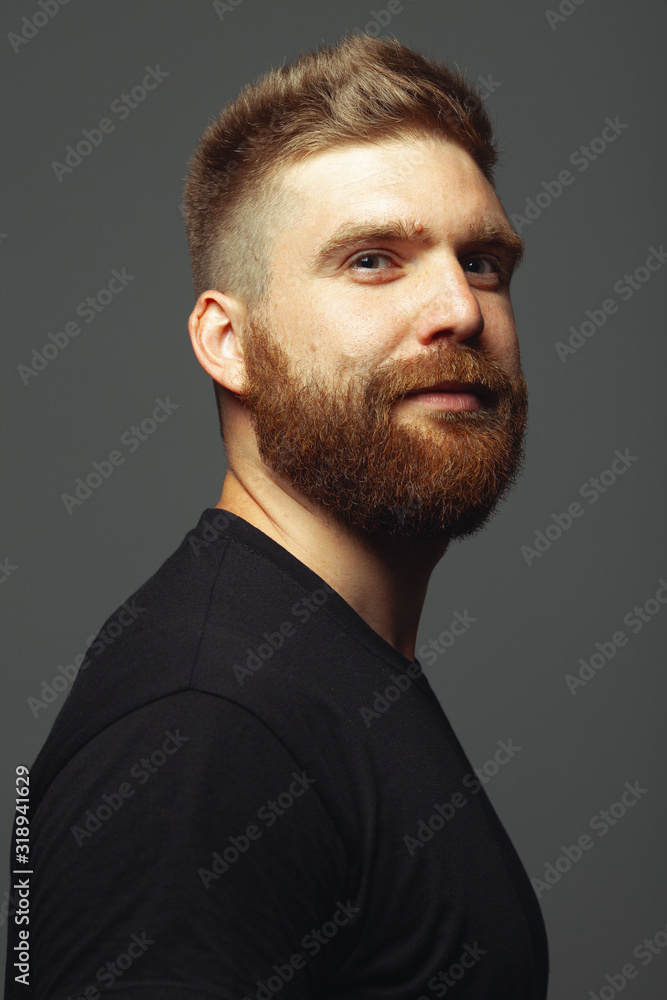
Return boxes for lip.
[404,381,484,395]
[401,381,488,413]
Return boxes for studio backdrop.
[1,1,665,997]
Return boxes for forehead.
[274,135,508,250]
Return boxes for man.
[5,34,548,998]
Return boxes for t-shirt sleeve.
[25,690,352,999]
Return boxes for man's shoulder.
[27,511,245,797]
[28,507,339,805]
[77,509,239,698]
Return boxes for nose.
[412,258,485,347]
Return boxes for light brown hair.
[182,33,500,436]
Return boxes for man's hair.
[182,33,500,439]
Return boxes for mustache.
[363,345,522,407]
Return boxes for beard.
[237,310,528,542]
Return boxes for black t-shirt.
[5,508,549,999]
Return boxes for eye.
[349,252,396,271]
[461,256,500,276]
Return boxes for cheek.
[337,314,411,369]
[482,300,520,370]
[288,293,407,367]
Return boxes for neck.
[216,464,449,662]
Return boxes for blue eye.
[351,253,393,270]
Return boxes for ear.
[188,290,248,395]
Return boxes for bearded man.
[5,34,548,999]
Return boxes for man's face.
[238,134,528,540]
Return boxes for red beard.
[239,313,528,541]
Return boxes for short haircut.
[182,33,500,437]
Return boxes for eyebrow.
[311,217,525,274]
[461,220,525,271]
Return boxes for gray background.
[1,0,665,995]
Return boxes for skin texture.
[188,135,527,661]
